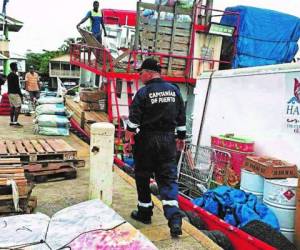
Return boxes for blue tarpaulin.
[221,6,300,68]
[192,186,280,230]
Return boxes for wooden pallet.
[26,166,77,183]
[0,195,37,214]
[0,158,29,196]
[0,183,35,214]
[0,139,77,162]
[23,160,84,172]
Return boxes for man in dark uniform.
[125,58,186,237]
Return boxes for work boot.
[131,205,153,224]
[168,213,183,237]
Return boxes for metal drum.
[240,188,263,201]
[263,178,298,242]
[240,169,264,200]
[281,229,295,243]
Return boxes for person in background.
[77,0,107,43]
[125,58,186,237]
[7,62,23,127]
[25,65,40,107]
[0,74,6,95]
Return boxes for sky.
[4,0,300,55]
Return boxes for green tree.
[59,37,84,53]
[25,36,83,76]
[26,50,64,76]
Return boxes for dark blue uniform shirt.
[127,78,186,139]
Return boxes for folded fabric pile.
[35,97,70,136]
[192,186,280,230]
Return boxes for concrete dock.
[0,115,219,249]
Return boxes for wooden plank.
[54,139,76,152]
[168,3,179,75]
[141,32,190,44]
[30,140,45,153]
[142,39,189,52]
[157,49,188,56]
[5,140,17,155]
[46,139,65,152]
[38,139,55,153]
[153,2,162,52]
[31,167,75,176]
[14,140,27,154]
[22,140,36,154]
[141,26,190,37]
[0,141,8,155]
[0,158,21,164]
[142,19,191,29]
[0,194,27,200]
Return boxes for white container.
[240,169,264,194]
[281,229,295,243]
[263,178,298,207]
[263,178,298,242]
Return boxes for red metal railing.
[70,44,234,85]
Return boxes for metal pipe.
[204,0,213,26]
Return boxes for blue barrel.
[263,178,298,243]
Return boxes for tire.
[202,230,234,250]
[184,211,207,230]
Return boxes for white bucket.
[263,178,298,240]
[240,169,264,194]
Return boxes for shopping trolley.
[178,143,231,199]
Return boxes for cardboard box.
[79,100,106,112]
[295,187,300,249]
[243,156,298,179]
[79,89,107,103]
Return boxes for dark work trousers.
[133,131,180,221]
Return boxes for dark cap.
[138,58,161,73]
[29,65,34,69]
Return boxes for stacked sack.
[34,96,70,136]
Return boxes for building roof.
[0,14,23,32]
[10,52,26,60]
[50,54,70,63]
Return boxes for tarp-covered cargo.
[221,6,300,68]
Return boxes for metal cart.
[178,144,231,199]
